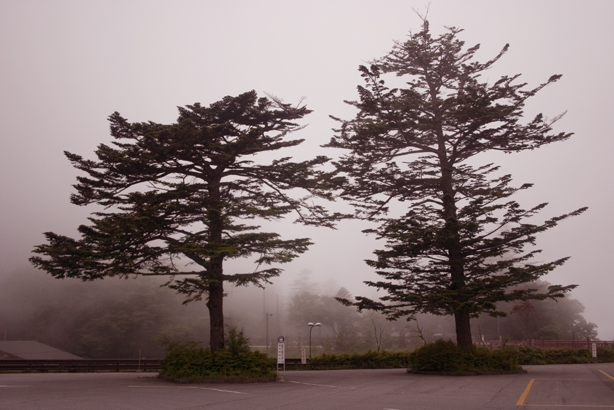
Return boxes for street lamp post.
[265,313,273,356]
[307,322,321,359]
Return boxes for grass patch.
[159,328,275,380]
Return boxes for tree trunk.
[206,180,225,354]
[207,276,224,353]
[454,307,473,350]
[440,165,474,350]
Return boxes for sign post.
[301,346,306,365]
[592,342,597,360]
[277,336,286,379]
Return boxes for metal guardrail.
[5,342,610,373]
[0,358,308,373]
[284,358,303,366]
[0,359,162,372]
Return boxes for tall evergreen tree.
[326,21,586,349]
[31,91,339,352]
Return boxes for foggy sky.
[1,1,612,339]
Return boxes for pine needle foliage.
[325,21,586,349]
[30,91,341,352]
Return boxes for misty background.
[1,0,613,355]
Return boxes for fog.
[0,267,597,358]
[1,0,613,345]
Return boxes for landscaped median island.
[158,332,614,383]
[158,329,276,383]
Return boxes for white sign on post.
[592,343,597,358]
[301,347,306,364]
[277,335,286,372]
[277,342,285,364]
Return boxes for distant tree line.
[0,270,598,359]
[474,281,597,342]
[285,282,597,354]
[0,270,208,358]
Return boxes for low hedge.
[407,341,614,373]
[515,344,614,365]
[597,345,614,362]
[408,340,522,373]
[308,350,409,370]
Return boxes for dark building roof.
[0,341,83,360]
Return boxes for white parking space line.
[183,386,244,394]
[129,385,244,394]
[129,385,178,389]
[288,381,356,390]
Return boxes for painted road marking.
[129,385,244,394]
[517,379,535,406]
[516,371,614,408]
[289,381,339,388]
[183,386,243,394]
[129,385,183,389]
[600,371,614,381]
[288,381,356,390]
[519,406,614,408]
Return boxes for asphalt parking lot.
[1,363,613,410]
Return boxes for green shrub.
[513,344,614,365]
[407,340,521,373]
[597,345,614,363]
[408,342,614,372]
[308,350,409,370]
[159,328,275,380]
[514,345,591,365]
